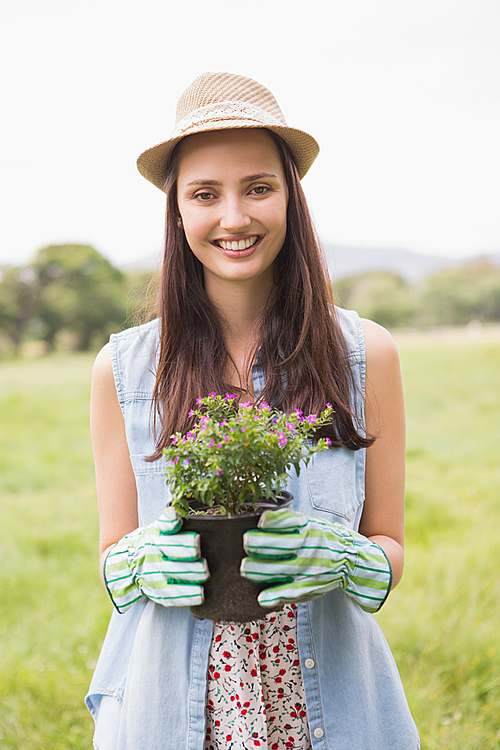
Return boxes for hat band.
[173,101,287,137]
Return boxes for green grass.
[378,334,500,749]
[0,354,109,749]
[0,339,499,748]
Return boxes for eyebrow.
[186,172,279,187]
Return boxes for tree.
[32,244,127,350]
[334,271,417,328]
[0,266,39,353]
[418,259,500,326]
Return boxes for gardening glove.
[240,509,392,613]
[104,507,210,613]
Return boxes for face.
[176,129,288,295]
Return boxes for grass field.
[0,335,499,749]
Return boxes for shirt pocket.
[303,446,363,523]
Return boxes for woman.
[87,72,419,749]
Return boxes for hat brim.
[136,121,320,191]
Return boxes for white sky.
[1,0,499,268]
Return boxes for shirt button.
[313,728,324,739]
[304,658,315,669]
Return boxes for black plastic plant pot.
[183,491,293,624]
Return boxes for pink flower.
[278,434,287,447]
[216,469,223,476]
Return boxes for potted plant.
[164,393,333,622]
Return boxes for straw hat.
[136,72,320,191]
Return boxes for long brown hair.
[148,130,373,461]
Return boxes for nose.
[219,196,251,232]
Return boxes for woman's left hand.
[240,509,392,613]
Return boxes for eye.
[194,191,216,201]
[250,185,271,196]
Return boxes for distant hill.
[121,245,500,283]
[323,243,500,282]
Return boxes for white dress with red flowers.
[205,604,311,750]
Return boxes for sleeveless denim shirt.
[86,308,420,750]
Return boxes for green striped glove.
[240,509,392,613]
[103,508,209,613]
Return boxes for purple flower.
[188,409,195,418]
[325,437,332,446]
[326,403,332,408]
[208,440,215,448]
[217,443,223,449]
[216,469,223,476]
[295,409,304,421]
[196,398,203,406]
[306,414,317,424]
[278,433,288,447]
[286,422,296,431]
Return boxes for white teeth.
[217,236,258,251]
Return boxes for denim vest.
[86,308,419,750]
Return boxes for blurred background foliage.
[334,258,500,330]
[0,244,156,356]
[1,244,500,357]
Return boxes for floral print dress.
[204,604,312,750]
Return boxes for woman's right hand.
[103,507,210,613]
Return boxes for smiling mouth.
[214,236,259,251]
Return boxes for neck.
[204,275,273,394]
[205,275,273,346]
